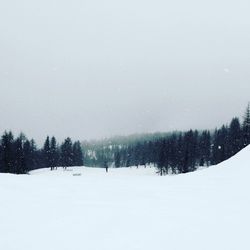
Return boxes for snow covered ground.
[1,146,250,250]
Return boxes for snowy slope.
[0,146,250,250]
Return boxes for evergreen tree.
[43,136,51,169]
[60,137,73,169]
[29,139,38,170]
[13,134,27,174]
[181,130,198,173]
[125,146,132,167]
[198,131,211,166]
[229,117,242,156]
[50,136,59,170]
[242,103,250,147]
[212,125,230,164]
[114,150,121,168]
[72,141,83,166]
[133,144,140,167]
[157,140,166,175]
[1,131,14,173]
[168,133,178,174]
[23,139,35,171]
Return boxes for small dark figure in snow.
[104,160,109,173]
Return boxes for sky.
[0,0,250,144]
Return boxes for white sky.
[0,0,250,144]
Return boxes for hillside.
[0,146,250,250]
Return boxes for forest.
[0,104,249,175]
[84,104,250,175]
[0,135,83,174]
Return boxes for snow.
[1,146,250,250]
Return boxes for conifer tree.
[43,136,51,169]
[114,150,121,168]
[13,134,26,174]
[1,131,14,173]
[61,137,73,169]
[198,131,211,166]
[243,103,250,147]
[72,141,83,166]
[50,136,59,170]
[23,139,35,171]
[212,125,230,164]
[229,117,242,155]
[157,140,166,175]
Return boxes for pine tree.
[29,139,38,170]
[13,134,26,174]
[181,130,198,173]
[229,117,242,156]
[60,137,73,169]
[72,141,83,166]
[43,136,51,169]
[125,146,132,167]
[114,150,121,168]
[50,136,59,170]
[242,103,250,147]
[198,131,211,166]
[168,133,178,174]
[157,140,166,175]
[1,131,14,173]
[212,125,230,164]
[23,139,34,172]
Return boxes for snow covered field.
[1,147,250,250]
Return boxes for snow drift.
[0,146,250,250]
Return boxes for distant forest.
[84,104,250,175]
[0,104,249,175]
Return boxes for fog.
[1,0,250,144]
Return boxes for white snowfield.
[1,147,250,250]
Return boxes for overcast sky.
[0,0,250,144]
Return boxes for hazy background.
[0,0,250,144]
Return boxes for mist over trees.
[0,104,249,175]
[84,104,250,175]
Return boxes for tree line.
[0,135,83,174]
[0,104,249,175]
[85,104,250,175]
